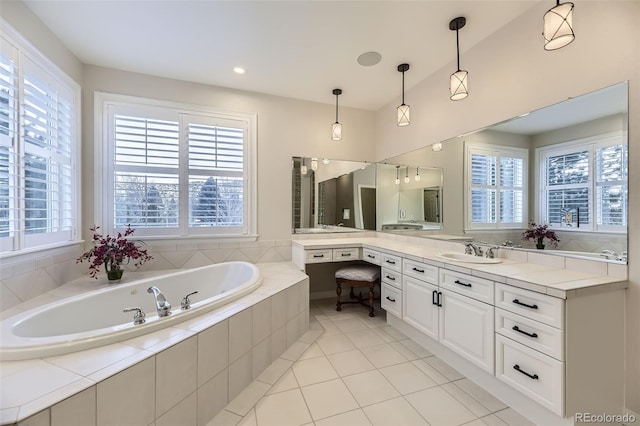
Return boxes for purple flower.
[76,225,153,279]
[522,222,559,246]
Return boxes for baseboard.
[310,290,336,300]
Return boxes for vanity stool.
[335,264,381,317]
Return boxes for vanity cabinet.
[303,247,361,264]
[403,275,439,339]
[363,248,382,265]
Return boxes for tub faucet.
[147,286,172,317]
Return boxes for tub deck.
[0,262,309,425]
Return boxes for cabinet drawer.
[495,284,564,329]
[305,249,333,263]
[333,247,360,262]
[496,334,564,416]
[382,268,402,290]
[381,283,402,318]
[441,269,494,304]
[363,248,382,265]
[381,253,402,272]
[403,259,438,284]
[496,308,564,361]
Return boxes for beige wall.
[82,66,376,242]
[374,1,640,414]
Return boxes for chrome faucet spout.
[147,286,172,317]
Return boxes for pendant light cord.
[335,94,339,123]
[456,27,461,72]
[402,70,405,104]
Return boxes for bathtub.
[0,261,262,361]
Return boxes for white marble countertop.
[0,262,308,425]
[292,237,628,299]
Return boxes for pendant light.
[397,63,410,126]
[331,89,342,141]
[543,1,575,50]
[395,166,400,185]
[322,158,330,165]
[449,17,469,101]
[311,158,318,171]
[404,166,410,184]
[415,167,421,182]
[300,158,308,175]
[432,142,443,152]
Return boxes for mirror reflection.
[384,82,628,262]
[292,157,375,234]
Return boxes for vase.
[105,263,124,282]
[536,238,545,250]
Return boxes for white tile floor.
[208,298,536,426]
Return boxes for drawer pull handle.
[341,253,352,257]
[386,260,396,265]
[513,364,539,380]
[412,267,425,273]
[513,299,538,309]
[367,254,376,259]
[512,325,538,338]
[386,296,396,303]
[454,279,472,288]
[313,254,325,258]
[386,275,396,281]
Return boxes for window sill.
[0,240,85,262]
[135,234,260,245]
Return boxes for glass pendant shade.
[331,122,342,141]
[300,164,308,175]
[450,70,469,100]
[415,167,421,182]
[432,142,443,152]
[543,2,575,51]
[397,104,410,126]
[395,166,400,185]
[404,167,410,183]
[322,158,330,165]
[311,159,318,171]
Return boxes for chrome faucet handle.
[181,291,199,310]
[123,307,146,325]
[485,247,497,259]
[464,243,473,255]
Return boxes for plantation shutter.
[596,144,627,227]
[467,144,527,229]
[0,40,17,248]
[544,150,590,226]
[112,113,180,229]
[187,114,245,229]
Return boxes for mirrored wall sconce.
[395,165,401,185]
[397,63,411,126]
[415,167,421,182]
[543,1,575,50]
[432,142,443,152]
[300,158,308,175]
[449,17,469,101]
[331,88,342,141]
[311,158,318,171]
[404,166,410,183]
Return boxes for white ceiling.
[23,0,540,111]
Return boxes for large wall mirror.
[292,157,375,233]
[384,82,628,263]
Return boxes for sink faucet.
[147,286,172,317]
[465,243,483,257]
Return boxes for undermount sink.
[437,252,502,264]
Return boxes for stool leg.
[336,282,342,311]
[368,283,375,317]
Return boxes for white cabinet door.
[403,276,439,340]
[439,289,495,374]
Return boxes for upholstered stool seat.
[335,264,381,317]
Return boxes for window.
[96,93,257,239]
[538,132,627,232]
[0,24,80,255]
[464,143,528,230]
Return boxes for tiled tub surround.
[292,235,627,425]
[0,262,309,425]
[0,239,293,315]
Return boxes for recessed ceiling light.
[233,67,246,75]
[357,51,382,67]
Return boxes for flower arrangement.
[77,225,153,280]
[522,222,559,249]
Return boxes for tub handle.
[123,307,146,325]
[181,291,199,310]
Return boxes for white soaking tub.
[0,261,262,361]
